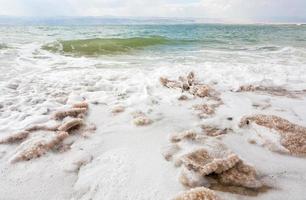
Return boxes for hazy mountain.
[0,16,227,25]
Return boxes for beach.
[0,24,306,200]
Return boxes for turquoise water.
[44,24,306,55]
[0,24,306,82]
[1,24,306,55]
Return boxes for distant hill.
[0,16,305,25]
[0,16,194,25]
[0,16,227,25]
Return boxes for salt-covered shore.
[1,24,306,200]
[1,65,306,200]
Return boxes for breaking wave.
[42,36,185,56]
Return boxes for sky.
[0,0,306,23]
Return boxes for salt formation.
[190,85,211,98]
[160,72,223,120]
[173,187,221,200]
[170,130,197,143]
[193,104,215,115]
[111,105,125,114]
[179,148,263,191]
[58,118,83,132]
[237,85,306,98]
[11,131,69,163]
[0,131,30,144]
[181,149,240,176]
[52,108,87,120]
[240,114,306,156]
[25,124,60,132]
[178,95,189,101]
[201,126,228,137]
[215,161,262,189]
[132,111,152,126]
[0,102,94,163]
[164,129,264,197]
[159,77,181,89]
[160,72,266,197]
[133,116,152,126]
[160,72,214,98]
[193,104,216,118]
[72,101,89,109]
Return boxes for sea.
[0,23,306,130]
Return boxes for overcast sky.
[0,0,306,22]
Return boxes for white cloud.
[0,0,305,22]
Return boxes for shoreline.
[1,70,306,199]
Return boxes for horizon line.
[0,16,305,25]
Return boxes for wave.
[42,36,298,56]
[42,36,183,56]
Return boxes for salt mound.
[160,72,215,99]
[0,131,30,144]
[58,118,83,132]
[173,187,221,200]
[193,104,215,118]
[72,102,89,109]
[11,131,69,163]
[216,161,262,189]
[190,85,211,98]
[164,130,264,196]
[132,111,152,126]
[181,149,240,176]
[170,130,197,143]
[237,85,306,98]
[52,108,87,120]
[111,105,125,114]
[201,126,228,137]
[0,102,94,163]
[240,114,306,156]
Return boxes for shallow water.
[1,24,306,78]
[1,24,306,131]
[1,25,306,126]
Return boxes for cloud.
[0,0,305,22]
[198,0,306,21]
